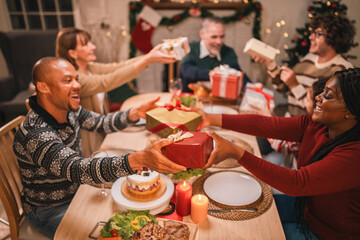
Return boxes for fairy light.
[326,1,331,6]
[243,0,249,3]
[106,31,111,37]
[308,13,313,18]
[214,0,219,4]
[276,22,281,28]
[276,49,281,54]
[280,20,286,25]
[283,44,289,49]
[265,28,271,34]
[283,32,288,38]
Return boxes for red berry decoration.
[331,3,337,8]
[301,41,307,47]
[307,6,313,11]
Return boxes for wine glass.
[90,150,109,198]
[169,77,183,100]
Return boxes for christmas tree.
[283,0,357,68]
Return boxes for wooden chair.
[0,116,49,240]
[25,99,30,111]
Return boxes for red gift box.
[165,132,213,169]
[211,65,244,99]
[212,73,243,99]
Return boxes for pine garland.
[128,0,263,59]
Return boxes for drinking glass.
[90,151,109,198]
[169,77,183,99]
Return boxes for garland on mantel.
[128,1,263,59]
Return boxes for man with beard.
[180,16,251,92]
[12,57,186,238]
[253,12,355,117]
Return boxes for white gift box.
[239,83,275,112]
[243,38,277,61]
[162,37,191,60]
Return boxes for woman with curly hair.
[199,68,360,239]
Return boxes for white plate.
[111,174,174,215]
[203,105,238,114]
[203,171,262,206]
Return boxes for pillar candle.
[175,181,192,216]
[191,194,209,224]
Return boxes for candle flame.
[198,194,202,200]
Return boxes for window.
[6,0,74,30]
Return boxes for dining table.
[54,92,286,240]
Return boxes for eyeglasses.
[310,30,327,38]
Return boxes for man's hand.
[128,96,160,121]
[128,138,186,173]
[252,55,274,67]
[280,66,298,89]
[203,131,244,169]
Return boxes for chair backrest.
[0,115,25,240]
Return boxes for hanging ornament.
[331,3,337,8]
[173,15,181,22]
[307,6,313,11]
[189,7,201,17]
[301,41,307,47]
[167,25,174,31]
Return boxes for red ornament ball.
[173,15,181,22]
[307,6,313,11]
[331,3,337,8]
[301,41,307,47]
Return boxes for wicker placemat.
[192,171,273,221]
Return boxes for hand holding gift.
[210,65,244,99]
[239,83,275,114]
[162,37,191,60]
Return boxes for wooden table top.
[54,93,285,240]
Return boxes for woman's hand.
[128,138,186,173]
[147,43,177,64]
[203,131,244,169]
[128,96,160,121]
[192,108,222,129]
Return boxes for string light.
[283,32,288,38]
[276,22,281,28]
[276,49,281,54]
[326,1,331,6]
[214,0,219,3]
[265,28,271,34]
[283,44,288,49]
[280,20,285,25]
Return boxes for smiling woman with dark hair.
[197,68,360,239]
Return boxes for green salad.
[100,210,157,239]
[169,168,206,180]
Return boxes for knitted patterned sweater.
[13,96,137,213]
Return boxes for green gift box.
[146,105,202,138]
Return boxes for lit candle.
[175,181,192,216]
[191,194,209,224]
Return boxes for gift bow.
[163,100,189,111]
[168,131,194,142]
[213,65,242,97]
[246,85,274,109]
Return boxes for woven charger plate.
[192,171,273,221]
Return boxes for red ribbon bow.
[246,86,274,109]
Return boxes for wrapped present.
[239,83,275,112]
[243,38,277,61]
[146,101,201,138]
[165,131,213,169]
[211,65,244,99]
[162,37,191,60]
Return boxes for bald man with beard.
[13,57,186,238]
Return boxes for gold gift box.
[146,107,201,138]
